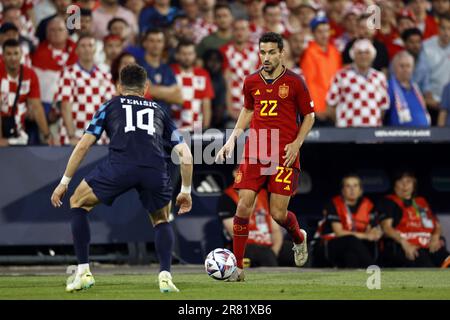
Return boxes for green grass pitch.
[1,268,449,300]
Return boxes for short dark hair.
[0,22,19,34]
[2,38,20,51]
[440,13,450,24]
[143,27,164,41]
[120,64,147,91]
[80,8,92,17]
[214,3,232,14]
[176,39,196,52]
[107,17,128,32]
[259,32,284,50]
[401,27,423,42]
[76,33,95,46]
[392,169,417,195]
[263,2,280,14]
[341,173,362,189]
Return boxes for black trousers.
[326,235,376,268]
[380,238,450,268]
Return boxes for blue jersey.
[85,95,182,169]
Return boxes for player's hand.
[283,140,301,167]
[429,235,442,253]
[51,183,68,208]
[176,192,192,215]
[0,138,9,147]
[366,227,383,241]
[215,139,235,163]
[401,240,419,261]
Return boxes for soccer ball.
[204,248,237,280]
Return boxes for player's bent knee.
[236,201,253,218]
[270,210,287,224]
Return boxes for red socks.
[233,215,249,269]
[279,211,304,244]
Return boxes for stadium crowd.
[0,0,449,146]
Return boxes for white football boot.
[225,268,245,282]
[159,271,180,293]
[66,271,95,292]
[293,229,308,267]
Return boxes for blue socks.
[154,222,174,272]
[71,208,90,264]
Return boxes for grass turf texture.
[0,269,449,300]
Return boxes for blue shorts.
[85,159,173,213]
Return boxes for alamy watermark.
[366,265,381,290]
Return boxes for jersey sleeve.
[243,79,254,110]
[85,102,109,140]
[378,73,390,111]
[326,73,340,107]
[162,106,183,147]
[295,76,314,116]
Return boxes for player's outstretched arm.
[216,107,254,162]
[174,142,193,215]
[50,134,97,208]
[283,112,315,167]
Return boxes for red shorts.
[233,160,300,196]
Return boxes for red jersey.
[242,67,314,170]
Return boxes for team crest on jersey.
[235,171,243,183]
[278,84,289,99]
[254,89,260,96]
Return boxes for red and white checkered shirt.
[191,18,217,44]
[54,63,115,145]
[326,66,390,127]
[171,64,214,131]
[0,63,40,136]
[220,42,260,114]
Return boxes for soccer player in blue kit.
[50,64,193,293]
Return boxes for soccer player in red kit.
[216,32,315,281]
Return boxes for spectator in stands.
[110,51,136,86]
[123,0,145,22]
[313,174,381,268]
[198,0,216,25]
[384,9,417,60]
[137,28,183,112]
[92,0,137,41]
[378,171,450,268]
[171,40,214,131]
[326,0,347,40]
[217,169,292,268]
[0,39,51,146]
[430,0,450,21]
[402,28,431,94]
[0,22,33,67]
[420,14,450,120]
[246,0,265,44]
[202,49,226,129]
[2,1,36,44]
[406,0,439,39]
[342,14,390,74]
[181,0,216,45]
[32,17,77,116]
[284,0,303,34]
[138,0,179,34]
[35,0,72,43]
[301,15,342,126]
[100,34,124,73]
[53,35,115,145]
[297,0,317,43]
[221,19,259,125]
[262,2,289,37]
[287,31,306,73]
[165,14,194,64]
[438,82,450,126]
[386,51,431,127]
[327,39,389,128]
[197,3,234,60]
[334,5,361,53]
[107,17,133,46]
